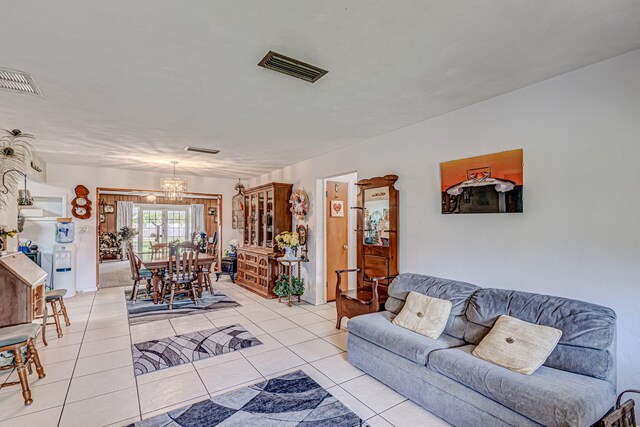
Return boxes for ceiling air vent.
[0,68,42,96]
[258,51,328,83]
[184,146,220,155]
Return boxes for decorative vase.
[283,246,297,260]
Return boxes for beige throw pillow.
[473,315,563,375]
[392,291,452,339]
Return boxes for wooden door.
[326,180,349,301]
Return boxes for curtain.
[191,204,205,236]
[116,201,134,232]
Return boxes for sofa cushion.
[465,288,616,382]
[392,292,452,339]
[429,345,616,427]
[348,311,464,365]
[385,273,480,340]
[473,315,562,375]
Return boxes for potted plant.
[117,226,138,243]
[0,225,17,253]
[273,274,305,298]
[275,231,300,260]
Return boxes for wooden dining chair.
[126,242,153,304]
[161,249,199,309]
[200,242,218,294]
[151,243,170,259]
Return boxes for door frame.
[95,187,223,289]
[316,172,358,304]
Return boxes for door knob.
[343,244,348,250]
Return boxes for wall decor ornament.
[289,189,309,220]
[71,185,92,219]
[330,200,344,217]
[231,179,245,230]
[0,129,34,210]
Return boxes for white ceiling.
[2,1,640,178]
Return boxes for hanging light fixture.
[160,161,187,201]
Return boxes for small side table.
[215,257,237,283]
[276,257,307,307]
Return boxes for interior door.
[326,180,349,301]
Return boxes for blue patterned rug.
[130,370,368,426]
[132,324,262,376]
[126,289,240,326]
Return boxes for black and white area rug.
[129,370,368,426]
[132,324,262,376]
[126,289,240,326]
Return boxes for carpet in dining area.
[132,324,262,376]
[129,370,368,426]
[125,289,240,326]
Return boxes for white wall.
[21,163,241,292]
[251,50,640,392]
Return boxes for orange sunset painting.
[441,149,523,214]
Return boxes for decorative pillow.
[473,315,563,375]
[392,291,452,339]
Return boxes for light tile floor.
[0,279,450,427]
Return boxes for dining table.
[135,251,216,304]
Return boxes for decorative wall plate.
[71,185,92,219]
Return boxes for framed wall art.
[441,149,523,214]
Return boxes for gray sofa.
[347,274,617,427]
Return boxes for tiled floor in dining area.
[0,279,450,427]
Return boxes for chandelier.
[160,161,187,201]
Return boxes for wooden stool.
[0,323,46,405]
[42,289,70,345]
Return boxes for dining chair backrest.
[169,248,199,281]
[126,241,139,279]
[174,241,199,257]
[151,243,170,259]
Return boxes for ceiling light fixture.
[160,161,187,201]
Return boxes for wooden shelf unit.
[236,182,293,298]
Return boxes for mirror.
[363,186,390,246]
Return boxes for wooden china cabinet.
[236,182,293,298]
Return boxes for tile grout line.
[56,291,97,427]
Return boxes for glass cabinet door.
[266,190,274,248]
[251,194,258,245]
[257,191,265,247]
[243,195,250,245]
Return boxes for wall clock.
[104,204,115,214]
[71,185,92,219]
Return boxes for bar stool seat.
[41,289,71,346]
[45,289,67,301]
[0,324,40,348]
[0,323,46,405]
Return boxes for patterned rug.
[126,289,240,326]
[132,324,262,376]
[129,370,368,426]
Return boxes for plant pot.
[283,247,298,260]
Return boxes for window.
[134,205,191,251]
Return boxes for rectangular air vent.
[258,51,328,83]
[184,146,220,155]
[0,68,41,96]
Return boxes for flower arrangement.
[0,225,17,239]
[275,231,300,249]
[117,226,138,242]
[289,189,309,221]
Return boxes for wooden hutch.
[236,182,293,298]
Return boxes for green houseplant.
[273,274,305,298]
